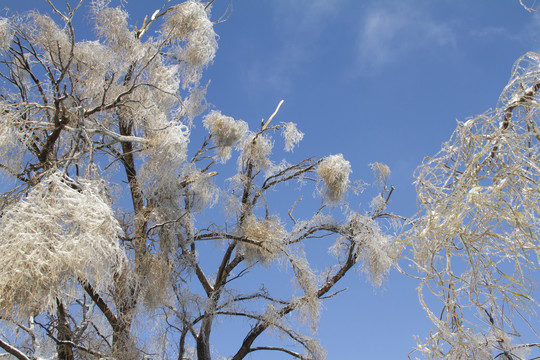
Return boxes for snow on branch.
[405,51,540,359]
[0,172,126,318]
[317,154,351,203]
[0,18,13,52]
[203,110,248,162]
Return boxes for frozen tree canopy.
[404,53,540,360]
[0,172,125,318]
[0,2,398,360]
[2,1,537,360]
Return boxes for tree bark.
[56,299,74,360]
[196,334,212,360]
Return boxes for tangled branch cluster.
[407,52,540,359]
[0,172,125,318]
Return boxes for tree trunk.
[196,334,212,360]
[56,300,74,360]
[112,272,138,360]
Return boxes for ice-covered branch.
[0,339,30,360]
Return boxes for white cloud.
[272,0,343,32]
[245,0,344,94]
[470,26,507,38]
[357,3,456,70]
[245,1,457,90]
[522,11,540,45]
[477,11,540,51]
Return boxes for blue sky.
[200,3,539,356]
[2,0,540,358]
[203,0,540,215]
[188,1,540,358]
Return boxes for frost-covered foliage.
[0,18,13,52]
[317,154,351,202]
[0,103,27,172]
[370,162,390,185]
[281,122,304,152]
[163,0,218,87]
[0,2,398,360]
[404,52,540,359]
[203,110,248,162]
[348,213,394,286]
[141,122,190,192]
[238,215,286,264]
[0,172,125,317]
[92,4,135,49]
[238,132,274,171]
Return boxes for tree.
[404,52,540,359]
[0,1,398,359]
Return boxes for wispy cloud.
[356,2,456,71]
[522,11,540,46]
[245,0,343,94]
[272,0,342,32]
[471,11,540,51]
[470,26,507,38]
